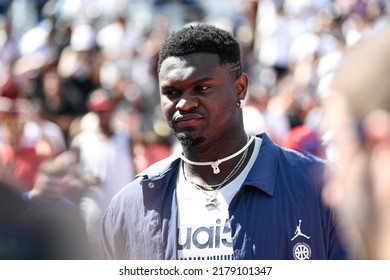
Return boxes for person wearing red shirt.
[0,98,52,191]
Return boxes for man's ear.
[235,73,249,100]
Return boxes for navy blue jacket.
[101,133,347,260]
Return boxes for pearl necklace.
[180,135,254,174]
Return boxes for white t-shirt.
[176,136,262,260]
[71,129,134,208]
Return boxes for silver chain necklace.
[180,136,254,174]
[183,145,249,209]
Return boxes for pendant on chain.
[211,160,221,174]
[205,195,219,209]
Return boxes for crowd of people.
[0,0,389,259]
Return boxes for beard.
[175,132,206,149]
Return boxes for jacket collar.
[243,133,278,197]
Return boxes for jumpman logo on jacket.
[291,219,310,241]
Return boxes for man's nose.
[176,92,198,111]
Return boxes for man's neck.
[181,131,249,162]
[181,133,254,187]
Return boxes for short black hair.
[157,24,242,77]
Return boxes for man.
[22,151,91,259]
[0,151,90,259]
[71,88,135,209]
[321,25,390,259]
[0,97,53,191]
[101,24,346,260]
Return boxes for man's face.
[158,53,240,148]
[321,90,373,256]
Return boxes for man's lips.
[174,114,204,129]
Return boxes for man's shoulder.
[280,146,325,165]
[257,132,326,168]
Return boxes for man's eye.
[196,85,211,91]
[163,90,180,97]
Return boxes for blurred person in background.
[56,21,99,116]
[0,97,55,191]
[70,89,138,258]
[20,98,67,156]
[282,125,324,158]
[132,129,173,174]
[22,150,91,259]
[78,171,105,259]
[322,25,390,259]
[0,180,30,259]
[1,148,92,259]
[37,68,80,146]
[70,88,135,210]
